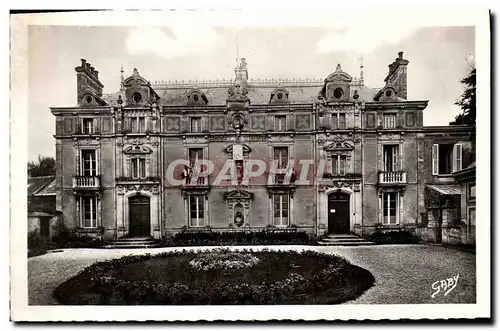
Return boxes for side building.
[50,53,475,242]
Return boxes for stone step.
[321,237,369,242]
[325,234,360,239]
[115,237,155,241]
[102,244,161,249]
[317,240,375,246]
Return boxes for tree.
[449,68,476,126]
[28,155,56,177]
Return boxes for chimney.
[75,59,104,103]
[384,51,409,99]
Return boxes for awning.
[426,184,461,195]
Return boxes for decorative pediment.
[187,89,209,105]
[325,64,353,83]
[269,86,290,104]
[374,85,398,102]
[224,190,254,200]
[123,144,153,154]
[123,68,149,87]
[324,141,354,151]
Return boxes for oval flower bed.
[53,249,375,305]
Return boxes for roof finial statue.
[120,65,125,90]
[335,63,342,72]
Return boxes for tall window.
[383,144,399,172]
[131,157,146,179]
[432,143,462,175]
[131,116,146,133]
[82,196,97,228]
[273,194,289,226]
[189,148,203,168]
[331,155,347,175]
[191,117,202,132]
[82,118,94,134]
[275,115,286,131]
[332,113,347,129]
[382,192,398,225]
[383,114,397,128]
[81,150,96,176]
[189,195,205,227]
[468,182,476,200]
[273,147,288,170]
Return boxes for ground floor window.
[273,194,289,226]
[382,191,398,225]
[81,196,97,228]
[189,195,205,227]
[469,208,476,233]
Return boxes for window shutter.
[392,146,399,172]
[432,144,439,175]
[453,144,463,172]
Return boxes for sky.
[27,24,474,161]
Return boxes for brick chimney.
[384,51,409,99]
[75,59,104,102]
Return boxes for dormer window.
[187,90,208,105]
[270,87,289,104]
[385,90,392,97]
[132,92,143,103]
[334,88,343,99]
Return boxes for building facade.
[50,53,475,241]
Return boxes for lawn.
[53,249,375,305]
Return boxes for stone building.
[50,53,475,241]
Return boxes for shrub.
[162,229,315,247]
[53,249,375,305]
[369,229,420,244]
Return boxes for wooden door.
[129,195,151,237]
[328,192,350,234]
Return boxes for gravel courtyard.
[27,244,476,305]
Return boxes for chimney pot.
[81,59,87,67]
[398,51,404,60]
[94,70,99,79]
[90,66,95,74]
[85,63,91,71]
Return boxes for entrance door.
[328,192,350,234]
[129,195,151,237]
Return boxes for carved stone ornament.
[123,144,153,154]
[232,113,246,130]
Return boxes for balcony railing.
[379,171,407,185]
[182,176,208,186]
[73,175,100,189]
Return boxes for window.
[82,196,97,228]
[469,208,476,230]
[406,112,415,127]
[382,192,398,225]
[333,88,343,99]
[82,118,94,134]
[131,157,146,179]
[81,150,96,176]
[131,116,146,133]
[191,117,202,132]
[189,195,205,227]
[338,114,346,129]
[273,147,289,170]
[132,92,143,103]
[468,182,476,200]
[189,148,203,168]
[383,145,399,172]
[273,194,289,226]
[275,115,286,131]
[432,143,462,175]
[366,113,375,128]
[383,114,397,128]
[331,155,347,175]
[332,113,346,129]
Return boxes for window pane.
[469,183,476,199]
[340,155,346,175]
[339,114,346,129]
[189,149,203,167]
[139,117,145,133]
[332,155,338,175]
[331,114,338,129]
[132,159,138,178]
[140,159,146,178]
[131,117,138,132]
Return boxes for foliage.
[189,251,261,271]
[28,155,56,177]
[449,68,476,126]
[369,229,421,245]
[53,249,375,305]
[161,229,315,246]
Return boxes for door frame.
[128,194,151,237]
[123,190,157,238]
[327,192,350,234]
[324,187,354,234]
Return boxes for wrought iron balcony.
[378,171,407,185]
[182,176,208,187]
[73,175,100,190]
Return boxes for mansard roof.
[102,80,378,106]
